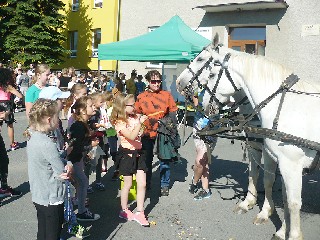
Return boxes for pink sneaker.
[119,208,134,221]
[134,211,150,227]
[10,142,19,151]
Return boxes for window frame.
[71,0,79,12]
[92,28,101,58]
[69,31,78,58]
[93,0,103,8]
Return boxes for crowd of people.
[0,62,216,239]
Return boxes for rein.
[199,73,320,154]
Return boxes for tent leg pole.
[98,60,101,76]
[161,63,164,81]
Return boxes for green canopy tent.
[98,15,211,63]
[98,15,210,142]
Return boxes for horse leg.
[278,158,303,240]
[234,144,261,214]
[273,179,288,240]
[254,151,277,225]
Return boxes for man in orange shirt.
[135,70,178,196]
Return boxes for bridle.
[183,48,213,100]
[183,47,239,110]
[209,52,239,106]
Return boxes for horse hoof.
[271,234,284,240]
[253,216,268,225]
[233,206,248,214]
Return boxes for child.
[63,83,87,125]
[67,75,77,90]
[27,99,70,240]
[25,64,50,117]
[38,86,90,238]
[0,68,23,150]
[110,93,149,227]
[68,96,100,221]
[189,90,217,200]
[82,133,104,194]
[103,91,119,180]
[87,92,107,192]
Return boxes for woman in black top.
[59,68,71,91]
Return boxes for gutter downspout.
[115,0,121,74]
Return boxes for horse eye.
[209,73,215,78]
[197,57,203,62]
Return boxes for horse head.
[177,33,241,112]
[177,33,218,95]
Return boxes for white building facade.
[119,0,320,99]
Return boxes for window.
[94,0,103,8]
[69,31,78,57]
[92,28,101,58]
[228,27,266,55]
[71,0,79,12]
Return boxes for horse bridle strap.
[187,56,213,87]
[212,53,238,93]
[241,73,300,128]
[206,53,239,108]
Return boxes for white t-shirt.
[68,81,76,90]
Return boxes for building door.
[228,27,266,56]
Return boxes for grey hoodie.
[27,131,65,206]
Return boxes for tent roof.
[98,15,211,62]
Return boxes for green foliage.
[0,0,68,66]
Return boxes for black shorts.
[0,101,15,125]
[117,147,147,176]
[4,112,15,125]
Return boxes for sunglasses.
[150,80,162,84]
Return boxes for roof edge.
[194,1,288,13]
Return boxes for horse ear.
[212,33,220,48]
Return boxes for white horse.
[176,36,320,240]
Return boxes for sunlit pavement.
[0,110,319,240]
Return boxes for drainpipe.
[115,0,121,74]
[98,60,100,76]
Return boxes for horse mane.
[217,46,320,93]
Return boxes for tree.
[0,0,15,64]
[2,0,68,66]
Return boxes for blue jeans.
[160,159,170,188]
[106,136,118,161]
[73,160,89,214]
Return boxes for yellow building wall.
[56,0,118,71]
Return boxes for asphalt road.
[0,110,319,240]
